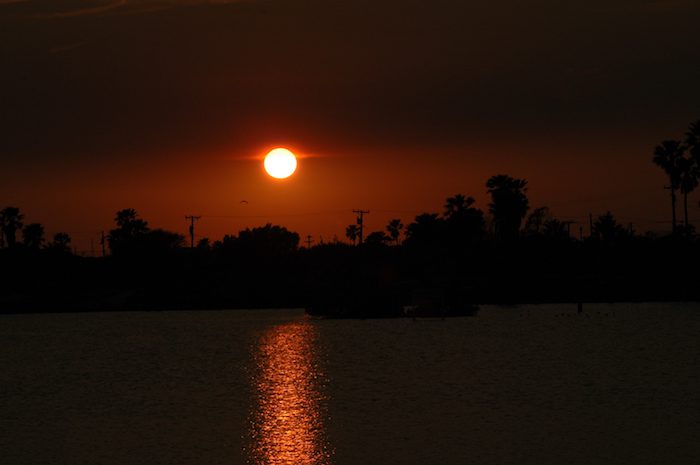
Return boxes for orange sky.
[3,130,693,254]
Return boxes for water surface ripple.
[1,303,699,464]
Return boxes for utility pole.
[352,209,369,245]
[185,215,201,248]
[305,235,313,249]
[100,231,106,257]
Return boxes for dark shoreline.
[3,230,699,317]
[2,295,699,316]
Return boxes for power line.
[372,209,426,214]
[200,210,348,219]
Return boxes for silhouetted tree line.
[1,121,699,312]
[0,207,72,253]
[108,208,185,258]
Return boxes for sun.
[264,148,298,179]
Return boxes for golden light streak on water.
[248,321,331,465]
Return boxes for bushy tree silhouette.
[405,213,444,248]
[49,232,72,252]
[115,209,149,235]
[593,212,630,242]
[22,223,45,249]
[365,231,390,245]
[486,175,529,240]
[237,224,299,256]
[140,229,185,253]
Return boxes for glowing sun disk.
[264,148,298,179]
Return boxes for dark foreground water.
[1,303,700,465]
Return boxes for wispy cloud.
[589,0,696,14]
[48,0,127,18]
[35,0,245,19]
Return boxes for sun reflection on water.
[249,321,331,465]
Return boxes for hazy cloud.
[46,0,127,18]
[7,0,246,18]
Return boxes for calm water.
[1,303,700,465]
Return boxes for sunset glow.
[264,148,298,179]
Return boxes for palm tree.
[444,194,475,217]
[686,120,700,154]
[486,175,529,240]
[653,140,684,233]
[677,156,699,229]
[0,207,24,248]
[22,223,45,249]
[683,120,700,228]
[108,208,150,256]
[386,218,404,245]
[345,224,360,245]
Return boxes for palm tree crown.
[0,206,24,248]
